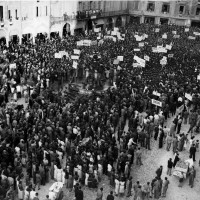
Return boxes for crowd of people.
[0,20,200,200]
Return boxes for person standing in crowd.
[167,158,173,176]
[189,166,196,188]
[96,187,103,200]
[136,148,143,166]
[106,191,114,200]
[162,177,170,197]
[156,166,163,179]
[189,143,197,162]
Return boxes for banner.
[151,99,162,107]
[117,56,123,61]
[74,49,81,55]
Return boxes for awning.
[0,29,6,39]
[95,19,105,25]
[22,27,34,35]
[36,25,48,34]
[9,29,19,36]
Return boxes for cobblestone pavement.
[15,97,200,200]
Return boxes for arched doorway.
[107,18,113,30]
[63,23,71,37]
[0,29,7,46]
[115,16,122,27]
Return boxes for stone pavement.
[14,96,200,200]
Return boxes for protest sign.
[194,32,200,36]
[114,27,119,32]
[153,91,161,97]
[162,34,167,39]
[94,28,100,32]
[139,42,144,47]
[113,59,120,65]
[134,49,140,51]
[172,31,177,34]
[155,28,160,33]
[117,56,123,61]
[185,28,189,32]
[55,53,62,58]
[134,56,146,67]
[71,55,79,60]
[173,35,180,39]
[152,99,162,107]
[10,63,16,69]
[59,51,69,58]
[188,36,195,40]
[166,44,172,50]
[197,75,200,80]
[74,49,81,55]
[144,55,150,61]
[185,93,192,101]
[77,41,83,46]
[83,40,91,46]
[168,54,174,58]
[72,61,78,69]
[111,31,117,36]
[133,63,138,68]
[160,59,167,65]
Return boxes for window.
[82,2,85,10]
[196,6,200,15]
[8,10,11,19]
[147,2,155,12]
[98,1,101,10]
[79,2,82,11]
[0,6,3,21]
[36,6,38,17]
[90,1,93,10]
[162,4,170,13]
[15,9,18,19]
[134,1,139,10]
[46,6,47,16]
[179,5,185,14]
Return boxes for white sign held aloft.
[74,49,81,55]
[152,99,162,107]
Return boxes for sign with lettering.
[152,99,162,107]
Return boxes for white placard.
[168,54,174,58]
[71,55,79,60]
[111,31,117,36]
[185,93,192,101]
[153,91,161,97]
[144,55,150,61]
[114,27,119,32]
[133,63,138,68]
[77,41,83,46]
[117,56,123,61]
[134,56,146,67]
[139,42,144,47]
[157,46,167,53]
[97,37,101,40]
[134,35,143,41]
[83,40,91,46]
[162,33,167,39]
[155,28,160,33]
[197,75,200,80]
[172,31,177,34]
[10,63,16,69]
[166,44,172,50]
[94,28,100,33]
[188,36,195,40]
[72,61,78,69]
[134,49,140,51]
[107,31,111,35]
[173,35,180,39]
[55,53,62,59]
[74,49,81,55]
[185,28,189,32]
[152,99,162,107]
[59,51,69,58]
[193,32,200,36]
[113,37,116,42]
[160,59,167,65]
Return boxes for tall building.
[1,0,200,45]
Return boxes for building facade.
[1,0,200,45]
